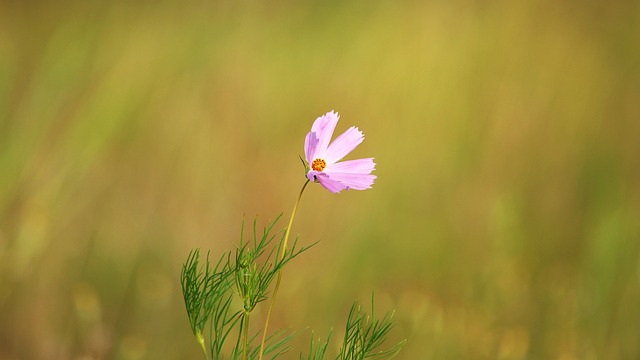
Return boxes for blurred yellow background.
[1,0,639,359]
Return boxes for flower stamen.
[311,158,326,172]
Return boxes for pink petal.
[306,169,321,182]
[323,126,364,165]
[307,111,339,161]
[304,131,319,163]
[316,173,349,193]
[327,158,376,174]
[322,171,376,190]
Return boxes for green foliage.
[234,214,313,313]
[209,291,241,359]
[180,216,313,359]
[180,216,405,360]
[230,326,295,360]
[338,298,406,360]
[299,331,331,360]
[181,248,235,356]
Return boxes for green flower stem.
[243,312,250,360]
[258,179,310,360]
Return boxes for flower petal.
[323,126,364,165]
[306,169,321,182]
[307,111,339,161]
[304,131,319,163]
[326,158,376,174]
[322,171,376,191]
[316,173,349,193]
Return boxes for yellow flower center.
[311,158,326,171]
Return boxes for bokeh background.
[1,0,639,359]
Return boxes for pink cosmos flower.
[304,111,376,193]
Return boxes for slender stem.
[243,312,250,360]
[258,179,310,360]
[281,179,310,258]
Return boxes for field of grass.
[1,0,639,359]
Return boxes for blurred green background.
[1,0,639,359]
